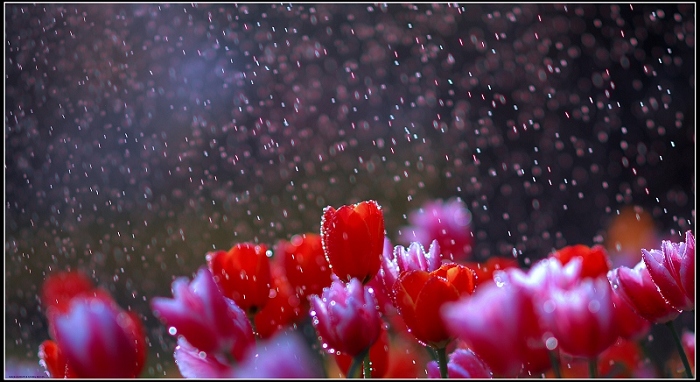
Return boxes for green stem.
[548,350,562,378]
[588,357,597,378]
[436,346,448,379]
[665,320,694,378]
[363,350,372,378]
[348,349,369,378]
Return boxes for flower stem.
[548,350,562,378]
[348,349,369,378]
[665,320,693,378]
[436,346,448,379]
[588,357,597,378]
[363,350,372,378]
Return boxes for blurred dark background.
[5,3,694,377]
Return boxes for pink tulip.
[51,294,145,378]
[442,279,549,377]
[173,337,235,378]
[608,261,680,324]
[609,278,651,341]
[543,277,618,358]
[642,230,695,311]
[151,267,255,360]
[426,347,493,378]
[310,278,382,357]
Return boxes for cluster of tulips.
[37,199,695,378]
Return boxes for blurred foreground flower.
[426,347,493,378]
[39,271,146,378]
[151,267,255,360]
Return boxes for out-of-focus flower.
[48,293,146,378]
[310,278,382,357]
[38,270,146,379]
[608,261,680,324]
[550,244,611,279]
[151,267,255,359]
[381,239,443,301]
[206,242,271,315]
[463,256,519,287]
[278,233,332,300]
[40,270,94,313]
[393,263,476,348]
[384,336,429,378]
[398,197,473,262]
[38,340,77,378]
[254,261,304,339]
[605,206,659,268]
[442,276,549,377]
[681,330,695,374]
[543,277,618,358]
[232,330,324,378]
[173,337,236,378]
[321,200,385,283]
[334,323,390,378]
[426,347,493,378]
[641,230,695,312]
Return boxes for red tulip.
[254,262,304,339]
[426,347,493,378]
[608,261,680,324]
[393,263,476,348]
[609,276,651,341]
[310,278,382,357]
[279,233,332,299]
[207,242,271,315]
[551,244,612,279]
[151,267,255,359]
[641,230,695,311]
[321,200,385,283]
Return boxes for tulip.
[641,230,695,311]
[279,233,333,299]
[310,278,382,357]
[38,339,78,378]
[397,197,473,262]
[608,261,680,324]
[334,323,390,378]
[254,261,304,339]
[321,200,385,283]
[40,270,94,313]
[550,244,612,279]
[207,242,271,315]
[173,337,236,378]
[232,331,323,378]
[393,263,477,348]
[380,239,443,301]
[442,278,549,377]
[543,277,618,358]
[151,267,255,359]
[426,347,493,378]
[609,278,651,341]
[49,294,146,378]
